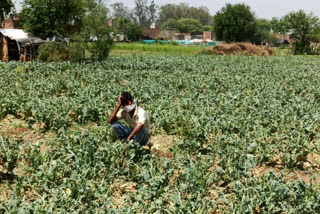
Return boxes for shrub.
[87,36,113,61]
[37,42,70,62]
[38,38,113,63]
[67,40,86,63]
[293,41,312,55]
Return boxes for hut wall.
[7,38,19,61]
[0,36,9,62]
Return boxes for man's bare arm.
[126,123,144,142]
[108,96,122,124]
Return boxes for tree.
[158,3,212,25]
[133,0,157,27]
[202,25,213,32]
[127,22,143,41]
[252,18,273,44]
[20,0,94,38]
[111,2,131,20]
[0,0,14,24]
[271,17,289,35]
[177,18,202,34]
[148,0,157,25]
[283,10,320,54]
[113,17,142,41]
[213,3,256,42]
[190,6,212,25]
[37,0,113,62]
[79,2,113,61]
[161,18,178,29]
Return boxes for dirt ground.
[0,114,54,154]
[0,115,54,202]
[252,164,320,184]
[144,135,182,158]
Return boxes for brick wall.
[2,19,22,29]
[143,27,161,39]
[203,31,212,40]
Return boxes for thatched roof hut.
[0,29,46,62]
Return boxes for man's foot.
[146,141,153,148]
[142,141,153,151]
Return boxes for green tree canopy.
[0,0,14,24]
[252,18,273,44]
[20,0,95,38]
[133,0,157,27]
[113,17,142,41]
[202,25,213,32]
[213,3,256,42]
[37,0,113,62]
[283,10,320,54]
[79,2,113,61]
[271,17,289,34]
[177,18,202,34]
[111,2,132,20]
[161,18,178,29]
[158,3,212,25]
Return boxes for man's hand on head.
[117,96,122,107]
[108,95,123,124]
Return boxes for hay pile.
[204,43,273,56]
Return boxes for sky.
[13,0,320,19]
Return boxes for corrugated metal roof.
[0,29,46,45]
[0,29,29,40]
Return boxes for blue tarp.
[176,40,193,45]
[142,40,156,44]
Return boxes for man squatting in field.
[108,92,150,146]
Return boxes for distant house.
[203,31,216,41]
[274,39,289,47]
[1,18,22,29]
[143,25,161,40]
[191,34,203,40]
[175,33,191,41]
[0,29,46,62]
[274,33,295,44]
[160,28,176,40]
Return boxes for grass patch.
[274,47,293,56]
[111,43,203,55]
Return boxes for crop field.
[0,55,319,213]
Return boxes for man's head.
[120,92,133,107]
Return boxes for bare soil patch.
[109,179,137,208]
[144,135,182,158]
[252,165,320,185]
[0,114,55,154]
[0,114,55,178]
[203,43,273,56]
[0,115,55,202]
[258,151,320,184]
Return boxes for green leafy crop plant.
[0,55,319,213]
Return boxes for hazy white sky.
[13,0,320,19]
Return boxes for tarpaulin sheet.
[0,29,29,40]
